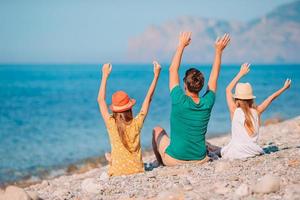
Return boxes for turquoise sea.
[0,64,299,184]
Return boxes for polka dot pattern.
[106,112,145,176]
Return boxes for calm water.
[0,64,299,184]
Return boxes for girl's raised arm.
[97,63,112,124]
[226,63,250,119]
[140,61,161,117]
[257,79,291,115]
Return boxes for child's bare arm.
[257,79,291,115]
[140,61,161,117]
[226,63,250,118]
[97,63,112,124]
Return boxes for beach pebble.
[100,171,109,181]
[0,191,4,200]
[41,180,50,187]
[1,186,31,200]
[288,159,300,168]
[213,182,230,195]
[228,176,239,181]
[26,191,41,200]
[81,178,100,194]
[235,184,250,197]
[183,185,193,191]
[252,174,280,194]
[283,184,300,200]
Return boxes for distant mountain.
[127,1,300,63]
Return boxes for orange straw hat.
[110,91,136,112]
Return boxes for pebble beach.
[1,116,300,200]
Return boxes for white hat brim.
[233,95,256,100]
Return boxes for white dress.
[221,108,264,159]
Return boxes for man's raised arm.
[208,33,230,92]
[169,32,192,91]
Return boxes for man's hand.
[238,63,250,76]
[102,63,112,77]
[282,78,292,90]
[215,33,230,52]
[153,61,161,78]
[169,32,190,90]
[178,32,192,48]
[208,33,230,92]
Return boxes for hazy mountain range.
[127,1,300,64]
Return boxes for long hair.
[235,99,256,136]
[112,109,133,152]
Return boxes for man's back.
[166,85,215,160]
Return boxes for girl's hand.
[215,33,230,52]
[102,63,112,77]
[239,63,250,76]
[178,32,192,48]
[153,61,161,77]
[283,78,292,90]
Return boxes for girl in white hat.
[221,63,291,159]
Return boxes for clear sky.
[0,0,297,64]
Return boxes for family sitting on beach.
[97,32,291,176]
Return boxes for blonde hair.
[235,99,256,136]
[112,109,133,152]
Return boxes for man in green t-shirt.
[152,32,230,166]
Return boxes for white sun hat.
[233,82,256,100]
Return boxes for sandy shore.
[1,116,300,200]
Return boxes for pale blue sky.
[0,0,296,63]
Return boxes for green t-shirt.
[166,85,216,160]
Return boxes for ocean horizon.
[0,64,299,185]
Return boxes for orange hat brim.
[109,99,136,113]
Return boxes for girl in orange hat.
[220,63,291,159]
[97,62,161,176]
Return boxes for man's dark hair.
[183,68,204,93]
